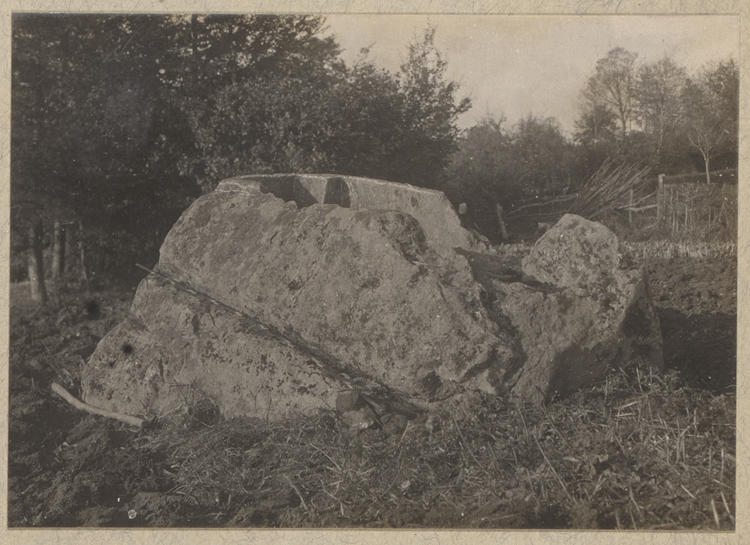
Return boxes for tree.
[573,101,620,180]
[510,114,572,195]
[155,15,346,191]
[12,14,340,281]
[581,48,638,137]
[167,23,472,191]
[441,113,577,241]
[394,26,471,188]
[574,101,619,148]
[441,116,526,241]
[51,221,66,281]
[182,50,345,187]
[702,59,739,157]
[681,59,739,183]
[12,14,199,280]
[326,55,407,180]
[27,220,48,303]
[12,15,474,285]
[635,56,687,171]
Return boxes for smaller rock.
[340,407,377,432]
[522,214,624,296]
[496,214,663,403]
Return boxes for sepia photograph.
[6,11,740,533]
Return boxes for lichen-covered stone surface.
[83,179,518,419]
[82,181,663,421]
[83,277,344,420]
[480,214,664,404]
[216,174,481,251]
[155,188,516,392]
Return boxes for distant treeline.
[11,14,739,294]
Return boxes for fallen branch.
[506,194,578,217]
[615,204,658,213]
[51,382,150,428]
[569,160,651,221]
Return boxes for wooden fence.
[656,174,738,241]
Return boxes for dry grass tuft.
[127,358,734,529]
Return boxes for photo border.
[0,1,746,544]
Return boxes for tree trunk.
[657,174,665,224]
[64,223,76,277]
[78,220,90,291]
[495,203,509,241]
[704,153,711,184]
[655,115,665,169]
[28,220,48,303]
[51,220,65,280]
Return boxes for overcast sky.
[325,15,739,135]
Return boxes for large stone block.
[156,188,516,393]
[83,180,518,420]
[82,182,662,422]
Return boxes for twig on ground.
[533,434,573,501]
[711,499,720,529]
[283,474,310,515]
[51,382,150,428]
[395,421,410,450]
[721,491,735,524]
[310,443,341,472]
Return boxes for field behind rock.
[7,241,736,529]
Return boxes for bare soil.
[7,247,736,529]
